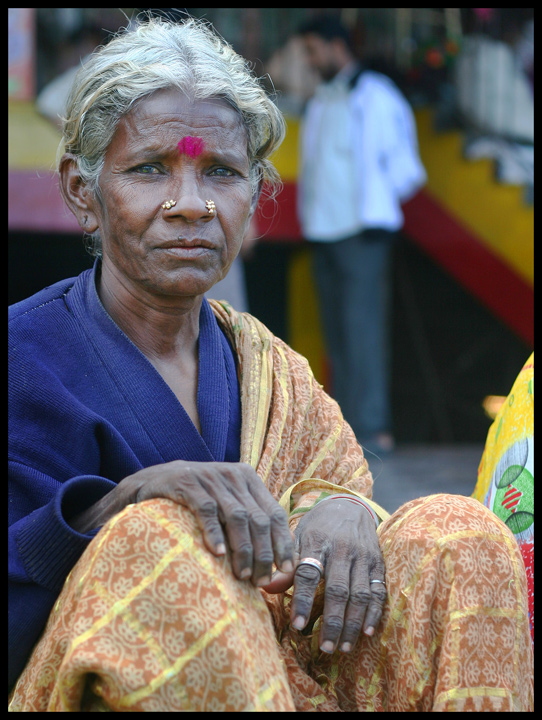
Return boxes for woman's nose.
[162,167,215,222]
[162,193,213,223]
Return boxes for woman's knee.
[382,493,519,541]
[101,497,198,536]
[380,493,527,603]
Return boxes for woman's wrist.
[68,481,134,534]
[316,494,380,528]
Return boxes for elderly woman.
[9,17,532,712]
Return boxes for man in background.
[298,14,426,456]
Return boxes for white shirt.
[299,68,427,242]
[300,69,362,241]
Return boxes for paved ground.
[367,444,484,515]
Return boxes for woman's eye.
[210,167,236,177]
[134,164,160,175]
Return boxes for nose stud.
[161,199,177,210]
[161,199,215,216]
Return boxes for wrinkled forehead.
[124,89,247,143]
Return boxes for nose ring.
[162,199,215,215]
[161,199,177,210]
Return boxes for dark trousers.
[312,230,394,440]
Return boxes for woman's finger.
[219,467,277,584]
[362,580,387,637]
[334,564,373,652]
[318,557,358,653]
[219,499,254,580]
[246,506,274,585]
[290,555,325,631]
[259,567,296,594]
[270,510,296,573]
[244,468,295,573]
[171,482,227,556]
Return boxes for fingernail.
[216,543,226,556]
[281,560,294,573]
[364,626,375,637]
[320,640,335,654]
[256,576,271,587]
[240,568,252,579]
[292,615,305,630]
[340,642,352,653]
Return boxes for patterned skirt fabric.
[9,493,533,712]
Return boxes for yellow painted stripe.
[269,113,300,182]
[274,113,533,287]
[287,246,326,386]
[414,109,533,285]
[8,101,61,170]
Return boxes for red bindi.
[177,136,205,157]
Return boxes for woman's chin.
[143,267,225,300]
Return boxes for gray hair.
[59,15,286,256]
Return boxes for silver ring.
[297,557,325,579]
[370,579,386,585]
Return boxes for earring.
[161,200,177,210]
[205,199,216,215]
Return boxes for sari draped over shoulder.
[8,302,533,712]
[210,301,388,525]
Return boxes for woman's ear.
[58,154,100,233]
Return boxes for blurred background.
[9,8,533,509]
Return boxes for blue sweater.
[8,263,241,690]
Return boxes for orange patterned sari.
[9,304,533,711]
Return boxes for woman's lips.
[159,238,215,250]
[155,239,216,261]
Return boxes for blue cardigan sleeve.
[9,463,116,589]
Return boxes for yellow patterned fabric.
[9,304,533,711]
[10,499,295,712]
[271,493,533,711]
[473,353,534,642]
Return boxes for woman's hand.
[69,461,295,587]
[263,498,386,654]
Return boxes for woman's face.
[87,88,257,299]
